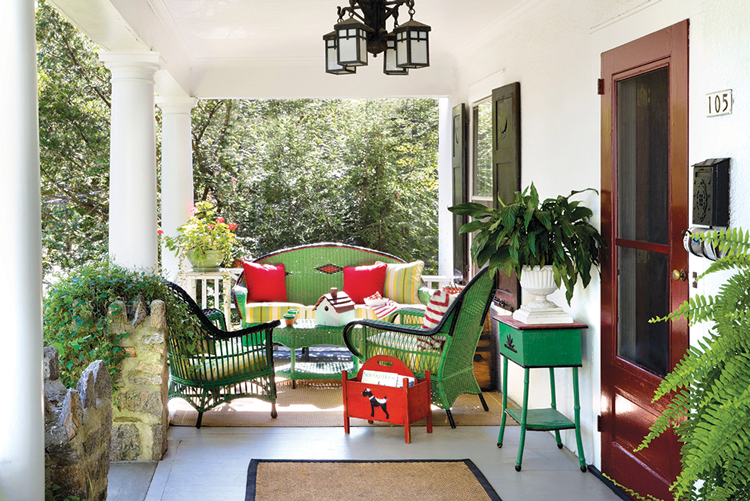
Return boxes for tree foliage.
[37,2,440,281]
[190,98,439,271]
[37,0,111,280]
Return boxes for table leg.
[572,367,587,472]
[497,356,509,448]
[290,348,296,389]
[549,367,563,449]
[515,367,530,471]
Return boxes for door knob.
[672,269,687,282]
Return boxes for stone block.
[150,300,167,330]
[142,332,165,345]
[151,423,167,460]
[120,390,163,415]
[110,423,142,461]
[108,300,128,333]
[128,373,163,386]
[44,345,60,380]
[45,355,112,501]
[76,359,112,409]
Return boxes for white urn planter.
[512,265,574,324]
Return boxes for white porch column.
[100,51,162,271]
[156,97,197,280]
[437,97,453,277]
[0,1,44,500]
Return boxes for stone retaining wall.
[44,347,112,501]
[108,298,169,461]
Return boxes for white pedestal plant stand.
[512,265,574,324]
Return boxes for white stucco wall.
[451,0,750,470]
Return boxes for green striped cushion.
[186,352,267,382]
[245,302,306,323]
[377,260,424,304]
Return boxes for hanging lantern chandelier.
[324,0,431,76]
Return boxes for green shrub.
[43,260,193,393]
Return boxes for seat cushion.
[245,302,306,323]
[186,351,268,382]
[378,260,424,304]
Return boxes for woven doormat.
[169,381,514,427]
[246,459,502,501]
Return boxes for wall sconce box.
[692,158,730,227]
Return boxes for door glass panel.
[617,68,669,245]
[617,247,669,376]
[473,101,492,198]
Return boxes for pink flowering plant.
[160,200,238,265]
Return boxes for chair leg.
[271,403,278,419]
[446,409,456,429]
[196,412,203,429]
[478,393,489,412]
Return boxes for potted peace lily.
[160,200,238,271]
[449,183,605,324]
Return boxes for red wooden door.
[600,20,689,500]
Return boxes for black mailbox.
[692,158,730,227]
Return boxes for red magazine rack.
[342,355,432,443]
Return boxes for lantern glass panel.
[396,31,408,66]
[384,36,408,75]
[410,36,428,66]
[338,33,358,64]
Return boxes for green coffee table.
[273,319,361,387]
[496,316,588,472]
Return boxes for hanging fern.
[635,228,750,501]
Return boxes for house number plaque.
[706,89,732,117]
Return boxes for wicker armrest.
[208,319,280,341]
[203,307,227,330]
[386,307,426,324]
[232,283,248,324]
[343,319,432,358]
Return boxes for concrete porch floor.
[109,424,624,501]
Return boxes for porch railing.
[183,268,243,328]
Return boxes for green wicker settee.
[343,267,498,428]
[232,243,431,384]
[233,242,431,326]
[166,281,279,428]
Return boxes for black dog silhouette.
[362,388,389,419]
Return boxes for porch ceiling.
[48,0,527,99]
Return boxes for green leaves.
[639,227,750,501]
[193,98,439,272]
[43,260,196,396]
[448,183,605,304]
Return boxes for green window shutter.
[452,103,468,281]
[492,82,521,207]
[491,83,521,310]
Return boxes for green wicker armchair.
[166,281,280,428]
[343,267,498,428]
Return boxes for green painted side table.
[496,316,588,472]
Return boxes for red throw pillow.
[343,263,387,304]
[242,261,287,302]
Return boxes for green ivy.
[633,228,750,501]
[43,260,195,395]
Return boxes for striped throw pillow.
[421,289,455,330]
[377,260,424,304]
